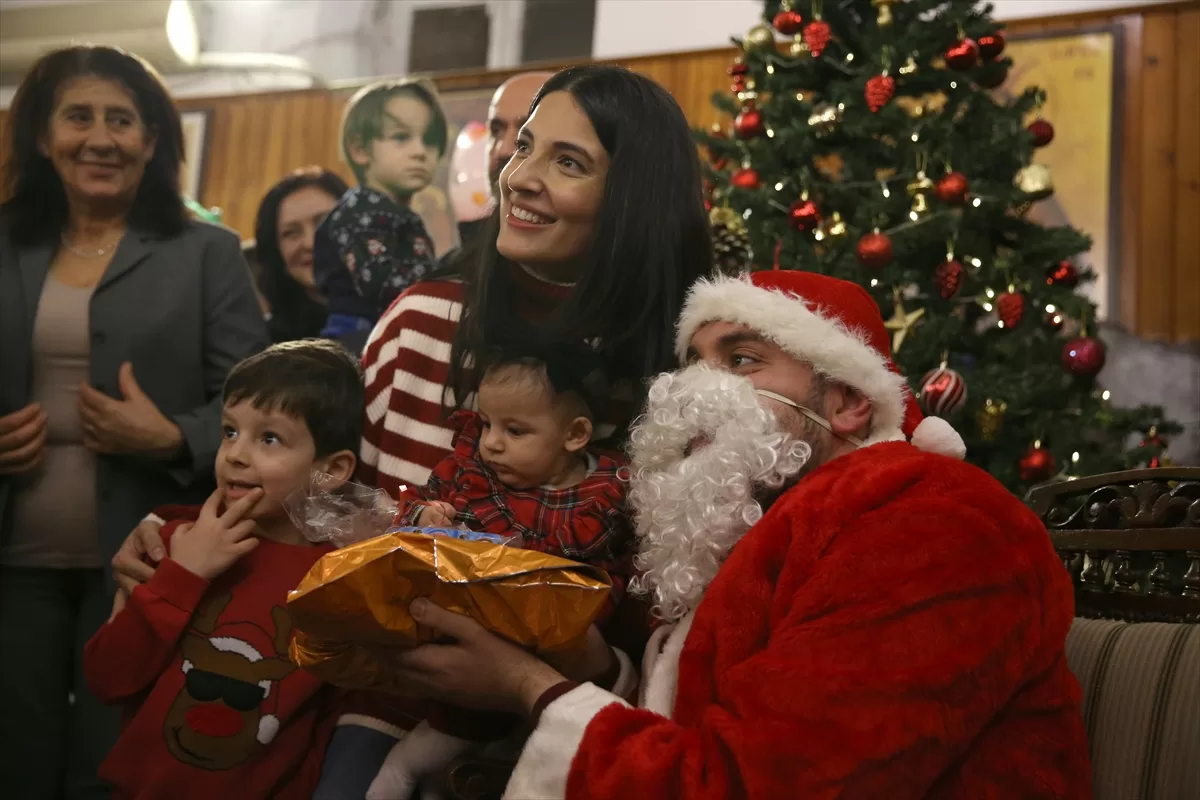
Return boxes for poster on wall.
[181,109,213,203]
[1000,27,1119,319]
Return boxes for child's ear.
[315,450,357,488]
[563,417,593,454]
[347,136,373,170]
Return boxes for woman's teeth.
[511,206,552,224]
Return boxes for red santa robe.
[505,442,1091,799]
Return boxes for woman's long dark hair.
[447,65,712,408]
[253,167,349,342]
[0,45,187,246]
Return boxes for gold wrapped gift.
[286,531,612,691]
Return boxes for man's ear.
[563,417,593,454]
[827,385,872,440]
[315,450,357,489]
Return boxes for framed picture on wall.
[181,109,213,202]
[999,26,1122,320]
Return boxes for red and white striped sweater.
[359,273,633,499]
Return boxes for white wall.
[590,0,1183,60]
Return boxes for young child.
[83,340,364,799]
[314,78,448,352]
[347,343,634,800]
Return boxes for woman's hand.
[385,599,567,716]
[0,403,47,475]
[111,517,168,595]
[78,362,183,458]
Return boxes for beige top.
[2,276,102,568]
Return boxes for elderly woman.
[0,45,268,796]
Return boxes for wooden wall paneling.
[1136,11,1178,340]
[1173,8,1200,342]
[1117,13,1145,333]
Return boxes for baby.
[363,343,634,800]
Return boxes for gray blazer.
[0,218,270,566]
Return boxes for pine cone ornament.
[997,290,1025,328]
[803,20,832,57]
[710,208,753,275]
[866,74,895,112]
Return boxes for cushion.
[1066,618,1200,799]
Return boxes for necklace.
[60,232,122,259]
[517,262,576,288]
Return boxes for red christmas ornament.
[731,76,747,93]
[918,365,968,417]
[1019,444,1057,483]
[934,260,964,299]
[731,167,762,190]
[977,31,1006,60]
[1062,336,1107,377]
[773,9,804,35]
[855,230,893,268]
[734,105,765,138]
[727,59,749,78]
[1045,308,1065,331]
[997,290,1024,328]
[1045,260,1079,287]
[934,172,969,205]
[976,63,1009,88]
[945,37,980,71]
[788,197,822,232]
[865,74,895,112]
[803,19,832,57]
[1028,119,1055,147]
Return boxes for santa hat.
[182,619,283,744]
[675,271,966,459]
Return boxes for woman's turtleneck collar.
[508,260,575,321]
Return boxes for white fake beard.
[627,364,815,624]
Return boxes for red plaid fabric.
[396,411,635,618]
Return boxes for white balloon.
[447,121,494,223]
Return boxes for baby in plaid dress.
[364,345,634,800]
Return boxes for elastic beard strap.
[755,389,864,448]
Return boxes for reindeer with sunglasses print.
[164,591,297,770]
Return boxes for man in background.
[449,71,553,256]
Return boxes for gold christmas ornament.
[976,398,1007,442]
[807,102,843,133]
[825,210,848,239]
[884,290,926,353]
[907,171,935,217]
[1015,164,1054,200]
[872,0,897,26]
[744,24,776,51]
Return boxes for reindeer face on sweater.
[163,593,297,770]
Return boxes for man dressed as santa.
[391,271,1092,799]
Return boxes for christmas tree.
[702,0,1180,495]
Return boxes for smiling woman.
[0,45,268,795]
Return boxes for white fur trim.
[641,611,694,716]
[209,637,263,662]
[609,647,637,702]
[257,714,280,744]
[910,416,967,459]
[503,684,631,800]
[675,275,908,443]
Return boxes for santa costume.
[505,271,1090,799]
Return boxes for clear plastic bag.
[388,525,524,549]
[284,472,398,548]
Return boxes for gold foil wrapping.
[286,532,612,691]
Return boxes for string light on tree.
[976,398,1007,441]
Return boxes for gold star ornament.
[884,290,925,352]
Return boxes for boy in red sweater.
[84,340,363,799]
